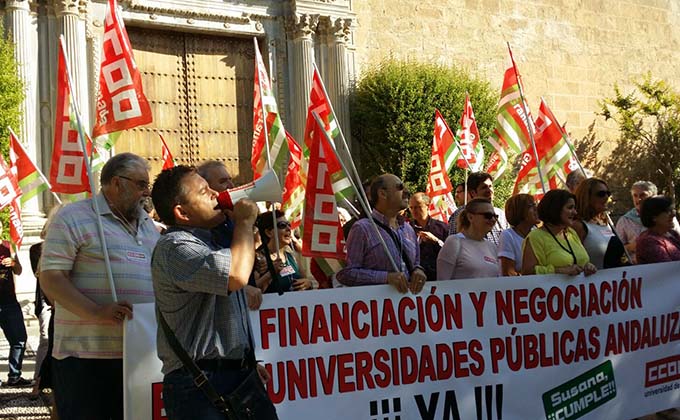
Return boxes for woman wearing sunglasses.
[498,194,538,276]
[522,189,596,276]
[255,210,318,293]
[572,178,628,269]
[437,198,500,280]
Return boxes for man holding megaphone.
[151,165,279,420]
[198,161,283,309]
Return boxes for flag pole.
[507,42,546,194]
[311,62,367,206]
[438,110,473,206]
[313,111,399,273]
[59,36,118,302]
[253,38,280,254]
[464,169,468,206]
[8,126,62,205]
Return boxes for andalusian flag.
[8,128,50,205]
[251,40,289,180]
[485,45,535,179]
[513,99,574,198]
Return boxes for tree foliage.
[0,28,25,239]
[598,74,680,206]
[350,60,510,206]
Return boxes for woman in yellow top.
[522,189,597,276]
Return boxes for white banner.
[125,262,680,420]
[123,303,165,420]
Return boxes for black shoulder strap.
[156,309,231,415]
[372,217,414,273]
[258,243,285,295]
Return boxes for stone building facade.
[352,0,680,139]
[2,0,679,303]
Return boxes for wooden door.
[116,28,255,184]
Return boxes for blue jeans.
[52,357,123,420]
[163,367,253,420]
[0,302,27,379]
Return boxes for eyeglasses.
[594,190,612,198]
[470,212,499,220]
[118,175,150,191]
[276,221,291,229]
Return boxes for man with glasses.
[447,172,508,245]
[337,174,427,293]
[40,153,160,419]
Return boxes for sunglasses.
[594,190,612,198]
[118,175,151,191]
[471,212,499,220]
[276,221,291,229]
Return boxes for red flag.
[250,41,289,180]
[251,50,266,179]
[8,200,23,248]
[281,132,304,230]
[9,129,50,204]
[301,124,345,259]
[427,110,456,222]
[0,154,21,210]
[92,0,152,145]
[49,41,92,194]
[303,68,340,153]
[513,100,574,198]
[159,134,174,170]
[456,94,484,171]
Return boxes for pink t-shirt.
[437,233,499,280]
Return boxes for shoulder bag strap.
[156,309,232,417]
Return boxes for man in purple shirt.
[336,174,427,294]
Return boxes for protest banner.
[125,262,680,420]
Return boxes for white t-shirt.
[437,233,499,280]
[498,228,525,273]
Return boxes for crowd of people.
[11,151,679,420]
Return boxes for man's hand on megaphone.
[231,199,259,226]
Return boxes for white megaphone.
[215,170,282,210]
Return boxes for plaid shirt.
[336,210,420,286]
[151,226,250,375]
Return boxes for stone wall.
[351,0,680,142]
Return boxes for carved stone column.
[53,0,90,129]
[325,17,352,153]
[286,13,318,143]
[6,0,44,233]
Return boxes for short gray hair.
[196,160,226,179]
[100,153,150,185]
[631,180,657,195]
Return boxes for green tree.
[0,28,25,240]
[599,74,680,205]
[350,60,509,206]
